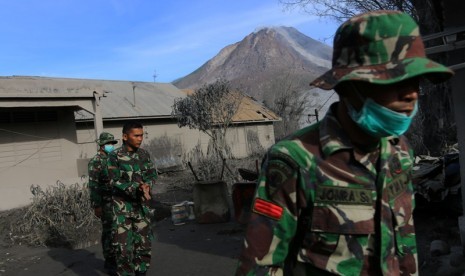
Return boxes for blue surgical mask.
[103,144,115,154]
[346,98,418,138]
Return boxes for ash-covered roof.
[0,76,97,98]
[86,79,185,120]
[0,76,185,120]
[1,76,279,123]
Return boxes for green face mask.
[346,98,418,138]
[103,144,115,154]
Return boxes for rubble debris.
[430,240,451,257]
[412,146,462,214]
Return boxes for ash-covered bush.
[9,181,100,248]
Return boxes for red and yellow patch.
[252,198,283,220]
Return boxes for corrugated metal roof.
[0,76,280,123]
[0,76,186,119]
[92,80,186,119]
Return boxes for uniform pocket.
[303,204,376,269]
[311,204,376,234]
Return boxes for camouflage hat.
[310,10,454,90]
[96,132,117,146]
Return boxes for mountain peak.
[173,26,332,101]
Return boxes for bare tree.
[263,70,313,140]
[279,0,417,22]
[280,0,445,36]
[171,78,243,159]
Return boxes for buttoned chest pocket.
[303,203,376,269]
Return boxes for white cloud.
[113,3,325,61]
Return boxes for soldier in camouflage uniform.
[108,121,157,276]
[88,132,118,274]
[236,10,454,276]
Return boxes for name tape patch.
[316,186,373,205]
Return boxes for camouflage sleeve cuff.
[147,179,155,190]
[144,173,157,189]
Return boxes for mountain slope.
[172,26,333,102]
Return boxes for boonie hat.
[96,132,118,146]
[310,10,454,90]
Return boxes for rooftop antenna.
[153,70,157,82]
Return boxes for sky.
[0,0,339,83]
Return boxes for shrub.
[145,133,184,172]
[184,141,224,182]
[9,181,100,248]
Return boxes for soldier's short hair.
[122,121,143,134]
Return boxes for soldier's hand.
[94,207,103,218]
[139,183,151,201]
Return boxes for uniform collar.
[120,143,138,154]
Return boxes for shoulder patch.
[252,198,283,220]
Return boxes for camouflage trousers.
[112,197,153,276]
[101,199,116,267]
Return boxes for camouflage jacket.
[236,103,417,276]
[88,151,111,208]
[108,145,157,201]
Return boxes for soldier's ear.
[122,133,128,142]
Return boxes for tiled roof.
[181,89,280,123]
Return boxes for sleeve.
[142,152,158,190]
[108,151,141,199]
[235,150,302,276]
[88,157,103,208]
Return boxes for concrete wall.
[0,107,84,210]
[76,120,276,169]
[0,111,275,211]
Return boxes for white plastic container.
[171,203,188,225]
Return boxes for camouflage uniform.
[88,133,117,270]
[108,145,157,276]
[236,10,453,276]
[236,106,417,275]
